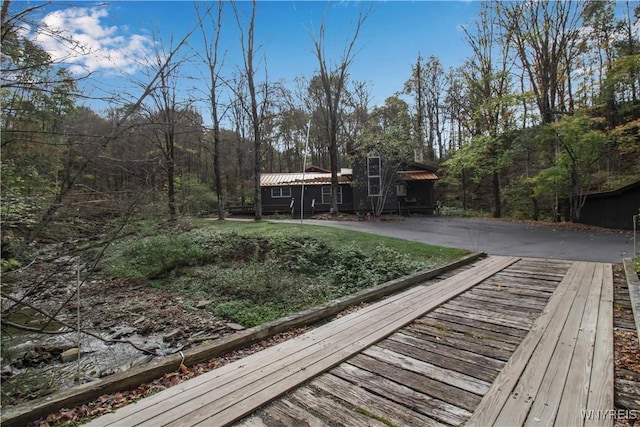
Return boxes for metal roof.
[396,170,438,181]
[261,172,351,187]
[261,169,436,187]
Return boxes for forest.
[1,0,640,265]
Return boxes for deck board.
[84,257,613,427]
[467,261,613,427]
[515,263,595,425]
[87,256,517,427]
[466,261,588,426]
[584,264,614,427]
[311,374,445,427]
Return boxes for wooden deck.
[86,257,614,427]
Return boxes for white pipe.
[301,119,311,224]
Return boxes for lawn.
[101,219,469,326]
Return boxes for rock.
[129,304,147,313]
[163,329,182,342]
[226,322,245,331]
[133,316,147,325]
[196,300,212,309]
[109,326,137,339]
[60,348,80,363]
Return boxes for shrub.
[104,231,204,278]
[213,300,288,327]
[102,225,447,327]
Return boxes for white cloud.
[32,6,150,75]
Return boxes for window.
[396,183,406,197]
[321,186,342,204]
[271,187,291,198]
[367,152,381,196]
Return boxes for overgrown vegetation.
[101,221,466,326]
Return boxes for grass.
[101,219,469,327]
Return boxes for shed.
[579,180,640,230]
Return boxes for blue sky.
[25,1,482,120]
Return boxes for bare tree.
[309,4,372,215]
[498,0,583,124]
[10,13,197,256]
[197,2,226,220]
[233,0,271,220]
[460,2,516,218]
[144,35,199,223]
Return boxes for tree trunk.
[213,125,224,220]
[491,170,501,218]
[167,146,176,223]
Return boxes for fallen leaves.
[28,327,311,426]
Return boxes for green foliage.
[0,162,56,230]
[213,300,288,327]
[103,222,467,326]
[1,258,21,272]
[530,166,570,199]
[176,174,218,216]
[104,231,205,278]
[435,204,490,218]
[501,178,536,219]
[531,114,607,212]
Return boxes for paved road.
[277,216,637,263]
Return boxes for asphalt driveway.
[279,216,637,263]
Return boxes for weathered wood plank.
[445,299,539,322]
[466,261,588,426]
[110,256,519,427]
[460,291,548,311]
[517,263,596,426]
[261,398,326,427]
[379,335,500,383]
[497,269,566,280]
[331,363,471,426]
[513,258,572,270]
[433,305,531,332]
[584,263,614,427]
[550,263,604,425]
[623,258,640,344]
[310,374,447,427]
[406,323,516,360]
[475,282,557,300]
[87,260,458,426]
[495,262,595,426]
[233,415,270,427]
[484,277,559,293]
[388,332,505,372]
[421,313,527,342]
[288,386,389,427]
[346,352,482,411]
[362,345,491,396]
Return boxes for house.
[260,158,438,217]
[260,166,352,217]
[350,151,439,216]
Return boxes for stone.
[163,329,182,342]
[226,322,245,331]
[60,348,80,363]
[196,300,213,309]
